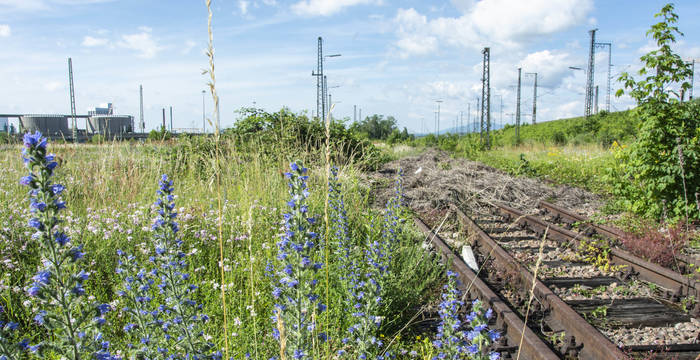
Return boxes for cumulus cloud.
[291,0,381,16]
[393,0,593,57]
[519,50,575,88]
[0,24,10,37]
[117,29,161,59]
[82,35,108,47]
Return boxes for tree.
[613,3,700,220]
[351,114,399,140]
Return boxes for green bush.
[611,3,700,221]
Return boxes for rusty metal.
[526,202,699,299]
[538,200,700,277]
[413,217,559,360]
[449,204,627,360]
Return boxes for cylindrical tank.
[20,115,69,135]
[88,116,133,137]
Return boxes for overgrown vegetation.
[610,3,700,221]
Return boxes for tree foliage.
[351,114,410,142]
[612,3,700,220]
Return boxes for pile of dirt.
[367,148,602,217]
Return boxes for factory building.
[88,115,134,137]
[20,115,70,136]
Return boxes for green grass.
[471,142,619,194]
[0,137,444,359]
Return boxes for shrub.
[613,4,700,220]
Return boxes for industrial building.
[21,115,70,136]
[0,103,135,140]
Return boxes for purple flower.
[33,270,51,285]
[97,303,111,315]
[23,131,46,149]
[20,176,33,186]
[34,311,47,325]
[54,232,70,246]
[28,218,42,229]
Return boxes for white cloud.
[82,35,108,47]
[238,0,249,15]
[393,8,439,57]
[393,0,593,57]
[43,81,62,91]
[0,0,113,13]
[0,24,10,37]
[519,50,574,88]
[291,0,380,16]
[117,30,161,59]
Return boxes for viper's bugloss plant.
[20,131,115,360]
[272,162,325,360]
[433,271,500,360]
[339,225,388,360]
[0,305,30,359]
[117,174,220,360]
[328,167,350,269]
[382,168,405,252]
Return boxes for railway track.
[538,200,700,282]
[414,201,700,359]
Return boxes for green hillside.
[492,109,639,147]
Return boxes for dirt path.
[367,148,602,217]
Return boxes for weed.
[619,222,689,269]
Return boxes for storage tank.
[20,115,70,136]
[88,115,133,137]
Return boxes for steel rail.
[501,202,699,301]
[538,200,700,277]
[413,216,559,360]
[449,204,627,360]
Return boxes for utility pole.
[525,72,537,124]
[594,42,612,112]
[323,75,328,119]
[594,86,599,114]
[169,106,173,132]
[467,103,470,134]
[585,29,598,119]
[312,37,324,121]
[516,67,522,142]
[139,85,145,133]
[690,60,695,100]
[162,108,166,130]
[500,95,503,130]
[435,100,442,137]
[475,97,479,134]
[481,47,491,149]
[68,58,77,142]
[354,105,357,123]
[359,108,362,122]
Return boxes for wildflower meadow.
[0,132,502,359]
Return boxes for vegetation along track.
[417,202,700,359]
[538,200,700,282]
[413,216,559,360]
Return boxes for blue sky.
[1,0,699,133]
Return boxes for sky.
[1,0,700,133]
